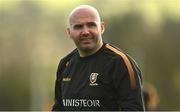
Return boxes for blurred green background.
[0,0,180,110]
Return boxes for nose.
[81,26,90,36]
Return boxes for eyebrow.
[87,22,97,26]
[71,21,98,28]
[73,24,83,29]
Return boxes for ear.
[66,27,71,36]
[100,21,105,34]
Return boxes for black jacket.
[52,43,145,111]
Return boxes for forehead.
[69,8,100,25]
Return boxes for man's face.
[67,9,104,52]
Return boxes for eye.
[87,22,97,28]
[73,24,83,30]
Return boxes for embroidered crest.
[89,73,99,86]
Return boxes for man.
[143,83,159,110]
[52,5,144,111]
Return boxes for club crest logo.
[89,73,99,86]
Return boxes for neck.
[78,42,103,57]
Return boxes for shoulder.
[104,43,139,69]
[103,43,129,61]
[102,43,135,72]
[104,43,141,89]
[57,49,78,71]
[60,48,78,63]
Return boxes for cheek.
[71,30,80,37]
[70,33,81,43]
[69,31,79,39]
[88,30,98,37]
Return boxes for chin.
[80,46,95,52]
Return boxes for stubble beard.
[77,36,103,56]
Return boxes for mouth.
[80,37,93,44]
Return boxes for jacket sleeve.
[112,57,145,111]
[52,59,65,111]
